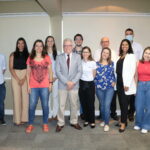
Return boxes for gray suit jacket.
[56,53,82,90]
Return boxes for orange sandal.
[26,125,34,133]
[43,124,49,132]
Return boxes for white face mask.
[125,35,133,42]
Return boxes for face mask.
[125,35,133,42]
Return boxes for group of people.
[0,28,150,134]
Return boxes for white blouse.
[81,60,97,81]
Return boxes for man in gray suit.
[55,38,82,132]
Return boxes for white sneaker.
[134,126,140,130]
[141,129,148,134]
[104,125,109,132]
[100,122,105,127]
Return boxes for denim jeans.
[96,88,114,124]
[29,88,49,125]
[0,82,6,120]
[135,81,150,130]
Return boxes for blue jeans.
[29,88,49,125]
[0,82,6,120]
[135,81,150,130]
[96,88,114,124]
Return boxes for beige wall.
[63,15,150,54]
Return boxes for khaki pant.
[57,89,78,126]
[11,69,28,124]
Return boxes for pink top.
[138,61,150,81]
[26,55,52,88]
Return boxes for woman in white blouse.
[79,46,97,128]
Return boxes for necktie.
[67,54,70,70]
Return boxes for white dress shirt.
[132,41,143,60]
[81,60,97,81]
[93,48,118,62]
[0,54,7,84]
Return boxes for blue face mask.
[125,35,133,42]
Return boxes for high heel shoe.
[116,122,128,127]
[119,123,126,133]
[119,128,125,133]
[90,123,95,128]
[83,122,89,127]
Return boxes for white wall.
[63,14,150,55]
[0,14,51,78]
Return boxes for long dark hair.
[140,47,150,63]
[45,36,57,60]
[99,47,112,65]
[30,39,47,59]
[119,39,133,56]
[81,46,93,61]
[14,37,29,59]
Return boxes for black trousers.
[117,86,131,123]
[128,95,135,115]
[79,80,95,123]
[110,91,117,117]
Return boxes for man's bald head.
[100,37,110,48]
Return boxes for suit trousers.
[11,69,28,124]
[57,89,78,126]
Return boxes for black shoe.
[90,123,95,129]
[83,122,89,127]
[0,120,6,125]
[111,115,119,121]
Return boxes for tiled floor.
[0,116,150,150]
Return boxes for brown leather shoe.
[70,123,82,130]
[56,125,64,132]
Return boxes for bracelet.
[49,81,53,84]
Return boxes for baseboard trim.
[5,109,120,116]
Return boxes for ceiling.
[0,0,150,15]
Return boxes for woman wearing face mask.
[45,36,60,121]
[116,39,136,133]
[9,37,29,126]
[79,46,96,128]
[95,47,116,132]
[25,40,53,133]
[134,47,150,134]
